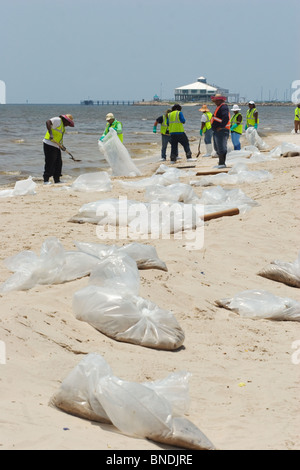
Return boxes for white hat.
[231,104,241,111]
[106,113,115,121]
[248,100,255,105]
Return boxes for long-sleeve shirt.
[211,104,230,131]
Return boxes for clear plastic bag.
[98,128,141,177]
[71,172,112,192]
[258,251,300,288]
[51,353,215,450]
[216,289,300,321]
[0,237,102,292]
[0,176,36,198]
[73,285,185,350]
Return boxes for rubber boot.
[203,143,213,157]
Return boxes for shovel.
[52,139,81,162]
[196,137,202,158]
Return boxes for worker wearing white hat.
[99,113,123,142]
[245,101,259,130]
[230,105,243,150]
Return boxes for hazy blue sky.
[0,0,299,104]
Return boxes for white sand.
[0,132,299,450]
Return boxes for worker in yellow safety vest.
[199,104,213,157]
[230,104,243,150]
[100,113,123,142]
[294,103,300,133]
[153,109,172,161]
[43,114,75,184]
[167,104,192,162]
[245,101,259,130]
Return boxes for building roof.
[175,77,218,92]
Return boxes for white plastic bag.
[88,253,140,295]
[73,285,185,350]
[258,251,300,288]
[0,237,102,292]
[51,353,215,450]
[0,176,36,198]
[98,128,141,177]
[245,127,269,150]
[71,172,112,192]
[198,186,258,215]
[216,289,300,321]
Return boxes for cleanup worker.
[199,104,213,157]
[294,103,300,133]
[211,94,230,168]
[245,101,259,130]
[167,104,192,162]
[153,109,172,161]
[100,113,123,143]
[43,114,75,184]
[230,104,243,150]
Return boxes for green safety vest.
[295,107,300,121]
[103,120,123,142]
[246,108,259,126]
[160,114,169,135]
[168,111,184,133]
[203,112,212,133]
[230,113,243,134]
[44,119,65,144]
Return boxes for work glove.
[230,124,237,132]
[254,123,258,129]
[245,125,248,130]
[200,129,203,136]
[153,126,157,134]
[99,136,104,142]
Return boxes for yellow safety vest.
[203,112,212,133]
[246,108,259,126]
[44,119,65,144]
[168,111,184,133]
[104,120,123,142]
[295,107,300,121]
[230,113,243,134]
[160,114,169,135]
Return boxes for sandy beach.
[0,132,299,451]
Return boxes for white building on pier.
[174,76,238,103]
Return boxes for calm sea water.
[0,103,296,186]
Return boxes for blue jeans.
[231,131,241,150]
[213,129,229,165]
[204,128,213,145]
[161,134,171,159]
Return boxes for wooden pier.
[81,99,136,106]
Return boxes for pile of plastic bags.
[0,238,167,293]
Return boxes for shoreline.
[0,130,298,190]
